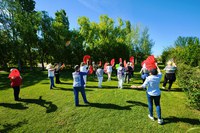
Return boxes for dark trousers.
[49,77,55,89]
[163,73,176,90]
[55,74,61,84]
[125,73,131,83]
[146,93,161,119]
[73,87,88,106]
[13,86,20,101]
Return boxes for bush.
[177,63,200,110]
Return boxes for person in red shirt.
[8,69,22,101]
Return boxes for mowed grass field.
[0,66,199,133]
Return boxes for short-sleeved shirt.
[48,69,55,77]
[96,68,104,77]
[142,73,162,96]
[72,71,88,87]
[164,66,176,73]
[107,66,112,73]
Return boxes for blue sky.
[35,0,200,56]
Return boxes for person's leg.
[125,73,128,83]
[154,95,161,119]
[120,78,123,88]
[13,86,19,100]
[80,87,89,103]
[108,72,111,80]
[99,77,103,87]
[49,77,53,89]
[83,76,87,86]
[128,73,131,83]
[98,77,101,87]
[146,93,153,117]
[168,80,173,91]
[73,87,79,106]
[163,74,168,88]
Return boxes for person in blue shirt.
[131,65,164,125]
[72,65,90,106]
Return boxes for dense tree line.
[161,36,200,110]
[0,0,154,71]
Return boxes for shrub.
[176,63,200,110]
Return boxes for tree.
[52,9,71,63]
[38,11,54,70]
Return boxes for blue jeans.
[49,77,55,89]
[73,87,88,106]
[146,93,161,119]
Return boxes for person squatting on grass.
[8,68,22,101]
[96,65,104,88]
[131,65,164,125]
[72,65,90,106]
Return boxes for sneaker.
[162,86,165,89]
[148,114,155,121]
[158,119,164,124]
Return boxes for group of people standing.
[8,59,177,125]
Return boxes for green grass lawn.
[0,68,199,133]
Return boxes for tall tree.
[52,9,70,63]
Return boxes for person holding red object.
[131,65,164,125]
[8,68,22,101]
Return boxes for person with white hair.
[162,61,177,91]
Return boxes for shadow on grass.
[52,87,94,92]
[41,82,73,85]
[86,85,117,89]
[89,102,132,110]
[160,88,183,92]
[0,103,28,110]
[126,100,148,107]
[0,119,28,133]
[164,116,200,125]
[20,96,57,113]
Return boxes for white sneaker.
[158,119,164,124]
[148,114,155,121]
[162,86,165,89]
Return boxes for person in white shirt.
[106,63,112,81]
[96,65,104,88]
[117,63,125,89]
[47,64,55,89]
[131,65,164,125]
[80,62,88,87]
